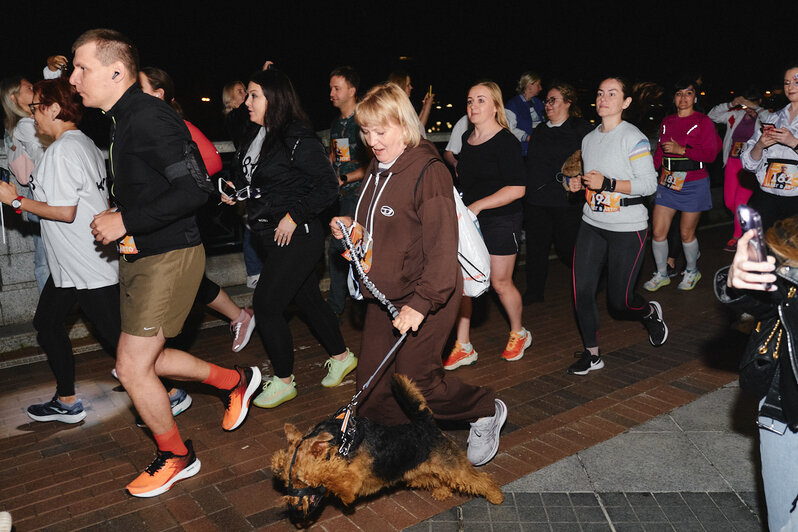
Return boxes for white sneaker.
[467,399,507,466]
[246,274,260,289]
[0,511,12,532]
[677,269,702,291]
[643,271,671,292]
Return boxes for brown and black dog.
[272,374,504,520]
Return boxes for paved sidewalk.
[410,382,766,531]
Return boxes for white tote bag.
[453,188,490,297]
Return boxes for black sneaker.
[27,396,86,423]
[643,301,668,346]
[666,264,678,278]
[568,351,604,375]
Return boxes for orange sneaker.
[500,328,532,361]
[443,342,478,370]
[222,365,262,431]
[126,439,201,497]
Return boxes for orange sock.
[202,364,240,391]
[153,423,188,456]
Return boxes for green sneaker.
[253,375,297,408]
[321,349,358,387]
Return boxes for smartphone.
[737,205,773,288]
[428,84,433,97]
[761,123,775,133]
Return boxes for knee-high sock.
[683,239,699,271]
[652,239,669,275]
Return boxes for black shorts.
[479,212,522,256]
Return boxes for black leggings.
[253,218,346,378]
[34,276,121,397]
[523,202,582,300]
[572,223,650,349]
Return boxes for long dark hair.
[248,69,311,156]
[140,66,183,116]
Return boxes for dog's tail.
[390,374,435,423]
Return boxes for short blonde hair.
[516,72,541,94]
[471,81,509,130]
[355,82,422,148]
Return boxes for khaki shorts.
[119,245,205,338]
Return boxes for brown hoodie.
[354,140,460,317]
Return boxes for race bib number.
[341,223,373,273]
[332,138,351,163]
[118,235,139,255]
[585,190,621,213]
[763,163,798,191]
[730,141,746,158]
[659,168,686,191]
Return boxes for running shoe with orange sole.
[222,365,261,431]
[500,328,532,361]
[126,439,201,498]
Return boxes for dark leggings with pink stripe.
[572,222,651,348]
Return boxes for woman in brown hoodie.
[330,82,506,466]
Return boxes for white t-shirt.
[242,127,266,183]
[30,130,118,289]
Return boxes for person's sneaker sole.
[225,366,262,431]
[253,386,297,409]
[501,333,532,362]
[232,313,256,353]
[470,399,507,467]
[444,352,478,371]
[128,458,202,498]
[568,358,604,376]
[27,409,87,424]
[170,393,192,416]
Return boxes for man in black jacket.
[70,28,261,498]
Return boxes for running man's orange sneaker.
[222,365,262,431]
[443,342,478,370]
[126,439,201,497]
[500,328,532,361]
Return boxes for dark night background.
[3,2,792,144]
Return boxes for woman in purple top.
[643,78,721,293]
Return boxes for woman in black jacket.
[224,69,354,408]
[716,215,798,531]
[523,82,592,304]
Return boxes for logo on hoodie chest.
[380,205,395,217]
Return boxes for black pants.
[572,223,650,348]
[253,218,346,377]
[33,276,121,397]
[748,189,798,231]
[524,203,581,300]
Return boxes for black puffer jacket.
[715,264,798,428]
[233,120,338,231]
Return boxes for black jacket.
[715,264,798,428]
[524,117,593,207]
[233,120,338,230]
[107,84,208,257]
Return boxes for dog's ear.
[284,423,303,444]
[310,439,330,458]
[271,449,288,476]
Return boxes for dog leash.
[335,219,408,455]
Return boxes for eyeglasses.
[28,102,43,114]
[544,97,563,105]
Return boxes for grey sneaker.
[467,399,507,466]
[643,301,668,346]
[0,511,11,532]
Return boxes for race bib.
[659,168,686,191]
[585,190,621,213]
[332,138,351,163]
[763,163,798,191]
[118,235,139,255]
[730,141,746,158]
[341,223,373,273]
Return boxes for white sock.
[652,240,669,275]
[683,239,699,271]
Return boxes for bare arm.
[468,185,525,216]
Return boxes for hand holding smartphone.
[737,205,773,290]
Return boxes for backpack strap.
[413,157,445,201]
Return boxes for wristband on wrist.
[285,212,297,226]
[601,177,612,192]
[610,178,616,193]
[340,173,348,184]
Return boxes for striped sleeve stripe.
[629,139,652,162]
